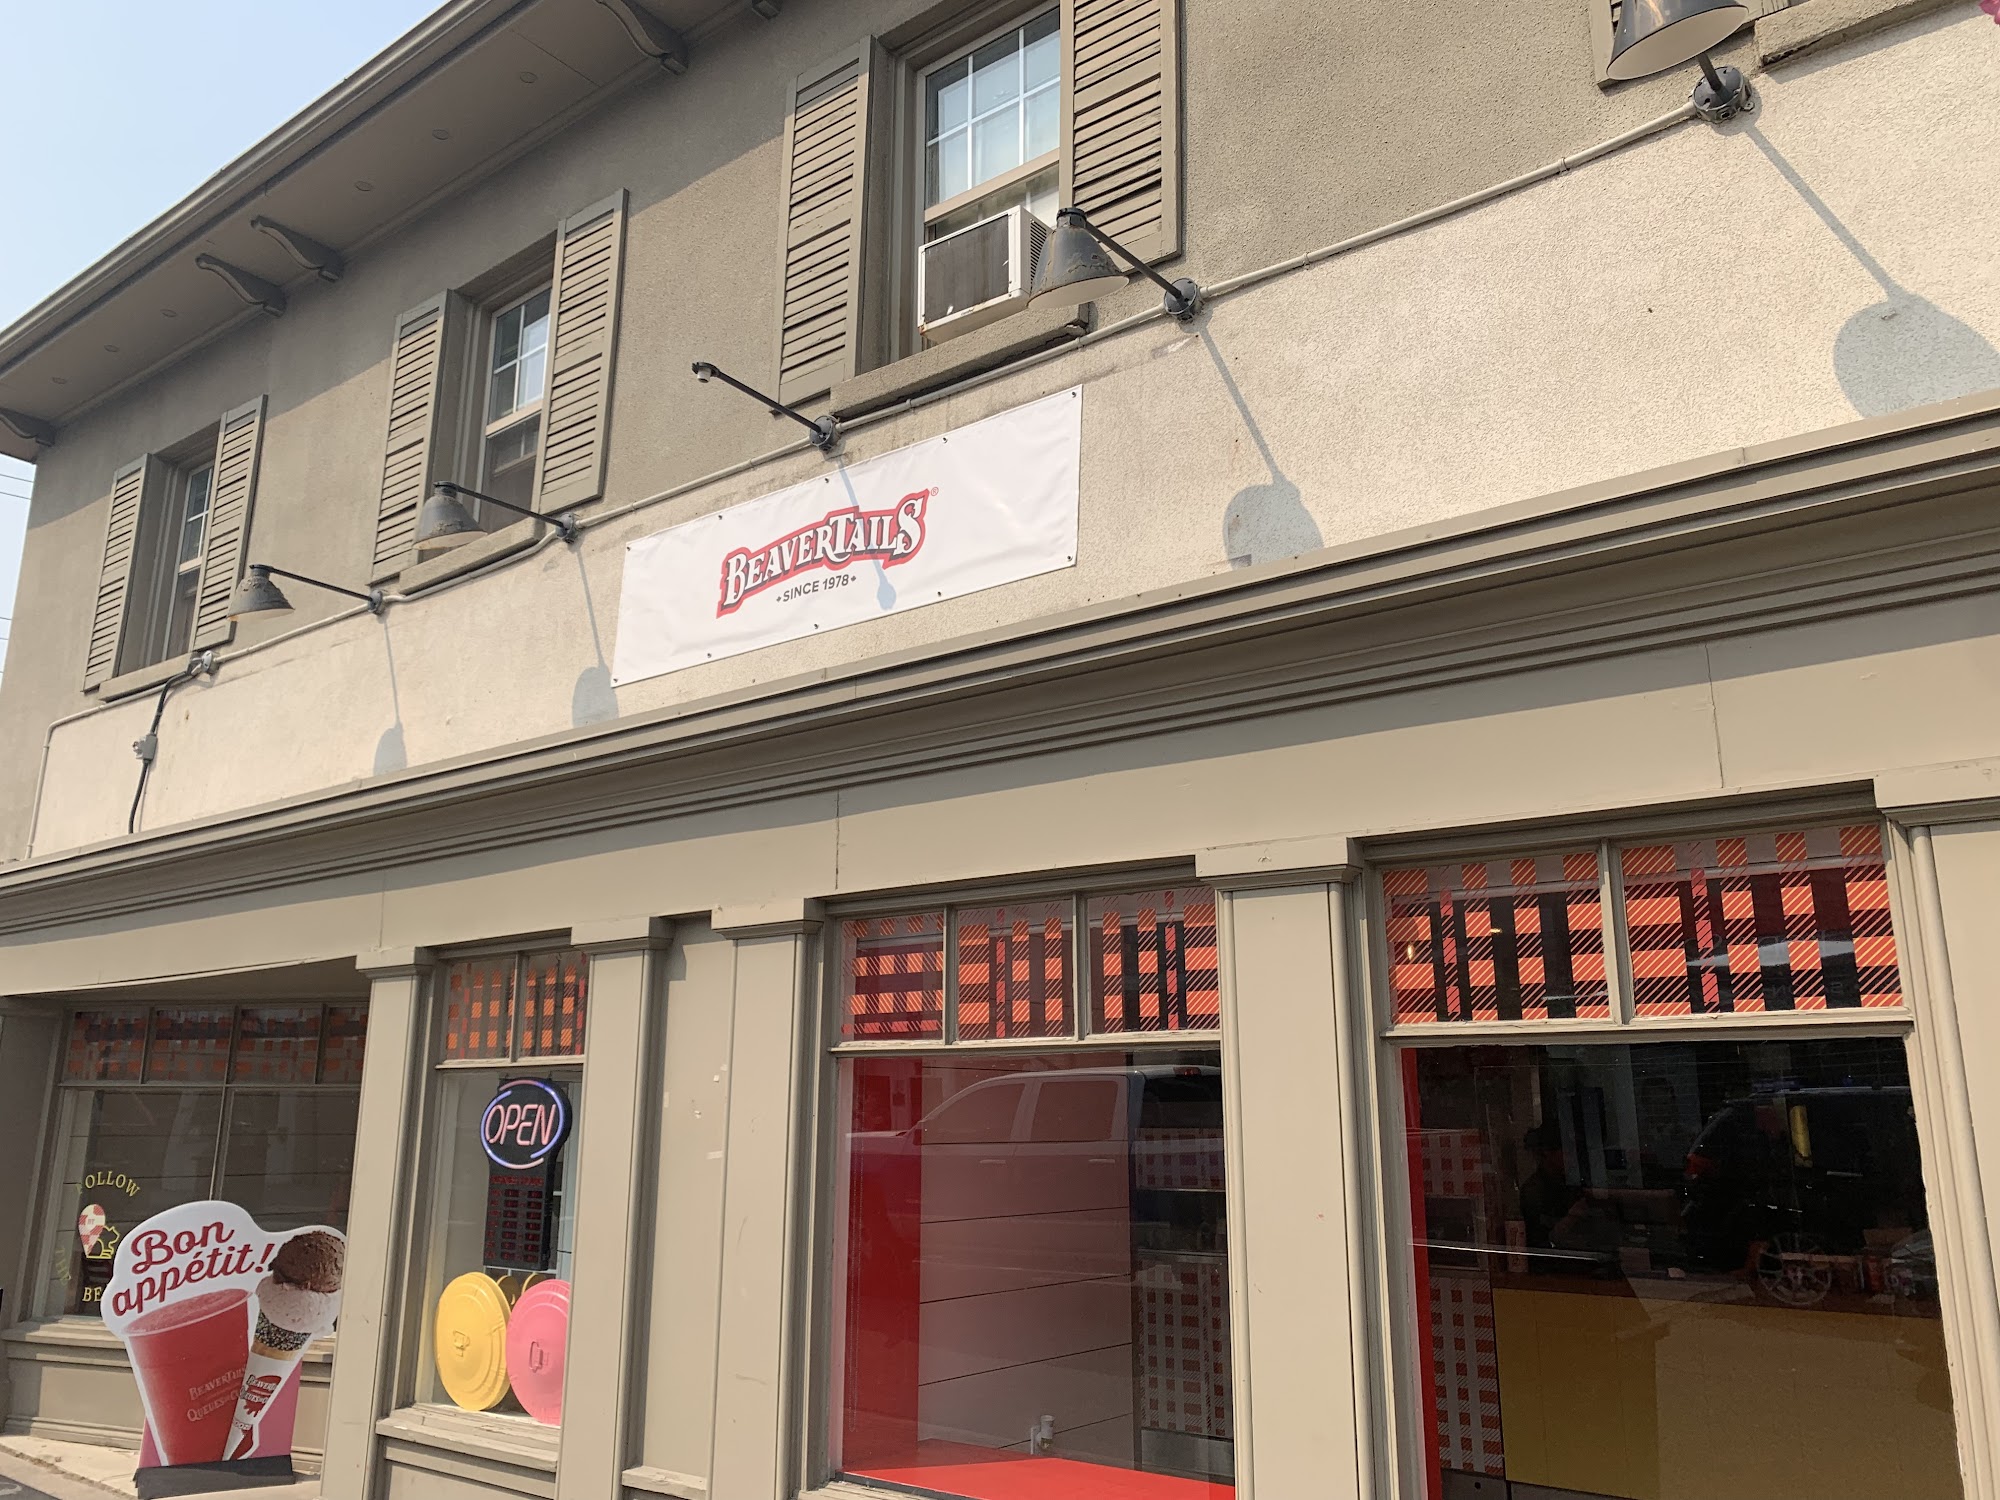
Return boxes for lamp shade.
[1029,217,1130,309]
[416,485,483,550]
[226,565,294,619]
[1606,0,1751,80]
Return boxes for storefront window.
[829,889,1234,1500]
[418,948,586,1429]
[1386,822,1963,1500]
[39,1004,366,1318]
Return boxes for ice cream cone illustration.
[78,1204,107,1256]
[224,1231,345,1461]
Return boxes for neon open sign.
[480,1079,572,1170]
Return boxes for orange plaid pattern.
[320,1004,369,1083]
[956,901,1073,1040]
[840,913,945,1040]
[63,1008,146,1081]
[517,949,588,1058]
[146,1008,234,1081]
[231,1006,321,1083]
[1622,823,1900,1015]
[1087,887,1220,1033]
[1384,851,1608,1024]
[443,957,518,1060]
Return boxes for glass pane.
[927,59,970,137]
[972,109,1023,189]
[833,1048,1233,1495]
[41,1090,225,1317]
[320,1005,369,1084]
[839,914,946,1041]
[520,288,551,354]
[956,900,1073,1041]
[65,1009,147,1081]
[220,1091,359,1230]
[1402,1037,1959,1500]
[232,1006,322,1084]
[516,343,547,410]
[488,361,518,423]
[1087,888,1221,1033]
[1622,823,1900,1017]
[971,30,1022,115]
[928,129,971,206]
[517,949,588,1058]
[443,958,517,1061]
[148,1008,234,1082]
[1024,86,1059,161]
[1383,850,1609,1024]
[178,466,213,565]
[418,1065,582,1426]
[481,414,541,521]
[492,301,524,373]
[165,568,198,659]
[1023,10,1060,88]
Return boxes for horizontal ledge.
[376,1406,560,1473]
[1197,834,1360,888]
[622,1465,707,1498]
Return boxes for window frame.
[806,872,1232,1496]
[1358,807,1978,1500]
[447,272,555,533]
[33,1000,367,1321]
[915,6,1061,230]
[121,443,217,675]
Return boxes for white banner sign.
[612,387,1081,685]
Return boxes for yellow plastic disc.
[434,1272,512,1411]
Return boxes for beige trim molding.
[572,915,675,952]
[1198,834,1362,889]
[621,1465,708,1498]
[3,394,1999,939]
[712,899,827,939]
[1757,0,1960,67]
[355,946,436,978]
[1877,758,2000,824]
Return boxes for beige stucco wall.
[5,6,1996,860]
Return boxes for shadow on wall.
[374,618,408,775]
[1200,329,1323,568]
[1746,127,2000,419]
[572,545,619,728]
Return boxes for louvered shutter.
[371,293,467,574]
[83,456,158,686]
[190,396,267,649]
[1062,0,1183,265]
[775,41,879,405]
[533,190,628,514]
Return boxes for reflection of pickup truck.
[850,1064,1226,1258]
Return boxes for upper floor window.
[923,9,1060,229]
[128,459,213,671]
[476,286,552,524]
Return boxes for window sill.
[376,1404,559,1472]
[829,302,1091,421]
[1755,0,1956,67]
[90,655,205,703]
[622,1464,707,1498]
[3,1317,334,1365]
[378,513,543,591]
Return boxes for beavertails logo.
[718,489,931,616]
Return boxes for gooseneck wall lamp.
[417,481,581,551]
[227,564,384,619]
[1029,208,1203,322]
[690,362,840,452]
[1606,0,1753,121]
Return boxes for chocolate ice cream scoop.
[271,1230,345,1293]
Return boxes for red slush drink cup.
[125,1288,253,1464]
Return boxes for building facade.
[2,0,1999,1497]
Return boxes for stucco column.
[705,899,822,1500]
[1196,837,1376,1500]
[557,916,674,1500]
[0,998,62,1421]
[321,947,434,1500]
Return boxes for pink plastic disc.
[503,1279,570,1426]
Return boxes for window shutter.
[775,41,879,405]
[190,396,267,649]
[371,293,467,574]
[1062,0,1183,265]
[533,190,628,514]
[83,456,158,687]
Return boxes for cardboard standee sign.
[101,1202,345,1493]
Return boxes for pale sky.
[0,0,445,687]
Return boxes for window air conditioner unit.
[918,206,1051,344]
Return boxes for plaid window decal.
[443,957,518,1061]
[1088,888,1221,1034]
[956,901,1073,1041]
[146,1008,235,1082]
[841,913,946,1040]
[232,1006,321,1083]
[517,950,588,1058]
[1622,824,1900,1016]
[64,1008,147,1082]
[1384,851,1609,1024]
[321,1005,369,1083]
